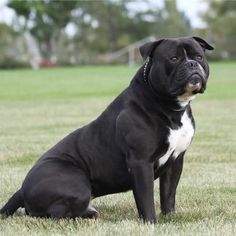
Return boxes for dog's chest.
[158,111,194,167]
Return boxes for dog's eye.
[196,55,203,60]
[170,56,179,62]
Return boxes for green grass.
[0,62,236,235]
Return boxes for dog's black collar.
[142,57,187,112]
[143,57,152,84]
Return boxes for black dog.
[0,37,213,223]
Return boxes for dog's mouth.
[186,73,205,94]
[174,73,206,107]
[170,73,205,97]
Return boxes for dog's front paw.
[161,208,175,215]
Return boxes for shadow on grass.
[95,202,137,222]
[94,198,236,224]
[2,187,236,226]
[1,204,235,230]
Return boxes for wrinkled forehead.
[154,38,203,57]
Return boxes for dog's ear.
[139,39,164,60]
[192,36,214,50]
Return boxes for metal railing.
[105,35,156,66]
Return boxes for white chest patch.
[158,111,194,167]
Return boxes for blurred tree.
[7,0,193,65]
[73,1,137,53]
[0,23,15,61]
[8,0,77,62]
[70,1,145,63]
[156,0,192,37]
[0,23,30,68]
[202,0,236,59]
[73,0,191,54]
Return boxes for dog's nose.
[185,60,198,69]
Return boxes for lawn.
[0,62,236,235]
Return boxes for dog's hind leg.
[46,199,74,219]
[46,171,92,219]
[23,163,93,219]
[46,192,92,219]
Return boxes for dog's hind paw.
[82,206,98,219]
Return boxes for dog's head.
[140,37,214,107]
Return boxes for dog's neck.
[130,79,187,118]
[140,58,189,112]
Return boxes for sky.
[177,0,208,28]
[0,0,208,29]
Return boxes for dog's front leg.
[128,158,156,224]
[159,153,184,215]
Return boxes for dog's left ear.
[192,36,214,50]
[139,39,164,60]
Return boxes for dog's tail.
[0,189,24,217]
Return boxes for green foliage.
[7,0,192,64]
[0,63,236,234]
[8,0,77,59]
[75,1,132,52]
[74,0,192,53]
[0,23,15,60]
[0,58,30,69]
[202,0,236,59]
[154,0,192,38]
[0,23,30,68]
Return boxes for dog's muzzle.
[187,74,203,94]
[184,60,206,94]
